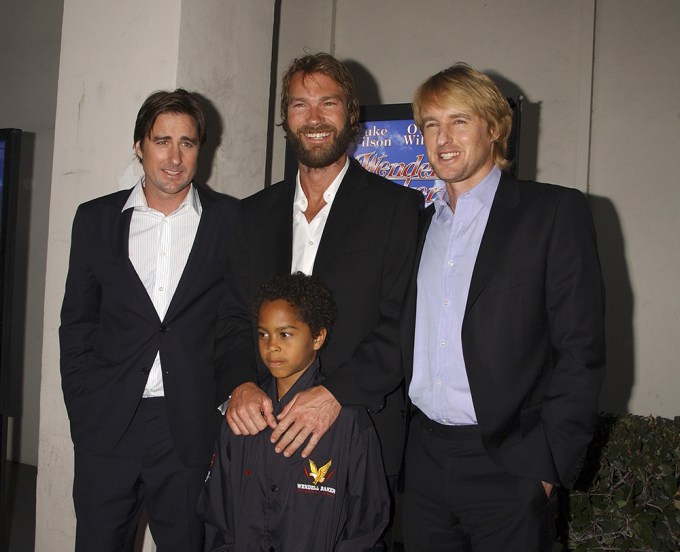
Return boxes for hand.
[271,385,341,458]
[226,382,276,435]
[541,481,554,498]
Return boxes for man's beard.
[287,123,355,169]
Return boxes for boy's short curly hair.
[254,272,336,343]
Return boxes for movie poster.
[352,119,441,205]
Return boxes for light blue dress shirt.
[409,166,501,425]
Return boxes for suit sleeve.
[322,188,422,410]
[335,414,390,551]
[213,204,259,405]
[59,205,101,416]
[542,188,606,487]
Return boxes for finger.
[300,433,320,459]
[225,411,249,435]
[263,410,277,430]
[228,406,268,435]
[276,396,296,421]
[243,415,268,435]
[282,427,313,458]
[270,414,296,442]
[260,400,277,430]
[273,423,302,453]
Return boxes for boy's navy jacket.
[198,360,389,551]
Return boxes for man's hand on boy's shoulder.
[271,385,341,459]
[226,382,277,435]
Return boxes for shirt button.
[159,287,164,292]
[443,299,449,306]
[271,484,278,492]
[440,340,446,347]
[448,260,454,267]
[308,240,314,245]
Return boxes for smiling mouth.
[163,169,182,176]
[439,152,460,160]
[304,131,331,140]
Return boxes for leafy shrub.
[563,413,680,551]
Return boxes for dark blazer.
[239,159,422,475]
[402,173,606,488]
[60,185,253,467]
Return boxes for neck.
[276,363,314,400]
[143,182,191,216]
[298,155,346,221]
[444,163,495,211]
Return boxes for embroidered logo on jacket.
[297,458,336,495]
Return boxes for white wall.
[177,0,274,199]
[36,0,274,549]
[589,0,680,417]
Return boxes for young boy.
[198,273,389,551]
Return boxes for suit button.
[160,324,168,333]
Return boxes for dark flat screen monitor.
[0,128,22,531]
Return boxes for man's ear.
[488,123,500,143]
[312,327,328,351]
[134,141,143,162]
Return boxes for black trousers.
[402,411,557,552]
[73,398,208,552]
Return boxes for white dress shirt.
[291,157,349,274]
[123,178,202,397]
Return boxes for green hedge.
[562,413,680,551]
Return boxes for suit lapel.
[465,173,520,316]
[165,187,217,320]
[403,203,435,382]
[114,193,160,320]
[312,162,368,278]
[271,181,295,275]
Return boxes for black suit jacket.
[402,173,606,488]
[239,160,422,475]
[60,185,253,467]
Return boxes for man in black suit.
[60,89,252,551]
[401,64,606,551]
[225,53,421,526]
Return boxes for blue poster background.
[352,119,442,205]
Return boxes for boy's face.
[257,299,326,397]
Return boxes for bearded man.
[222,52,422,547]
